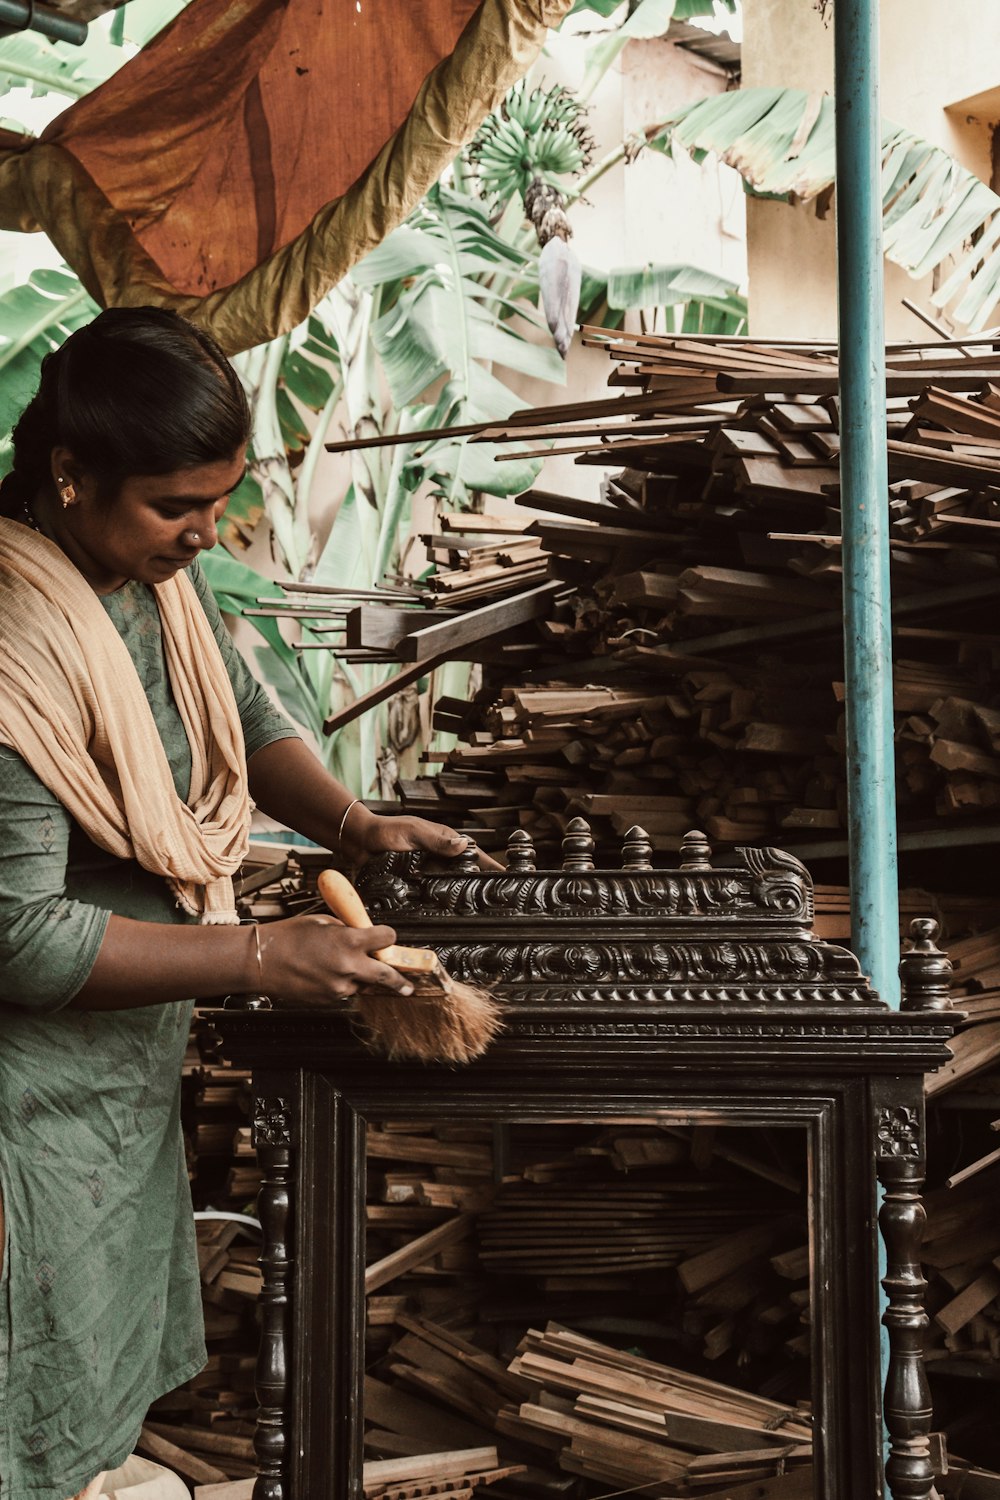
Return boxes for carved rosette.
[876,1106,921,1159]
[252,1095,294,1149]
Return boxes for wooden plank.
[323,654,449,735]
[364,1376,495,1451]
[143,1422,255,1462]
[396,582,564,663]
[719,371,1000,394]
[362,1448,498,1484]
[137,1427,228,1486]
[365,1214,474,1294]
[344,606,455,651]
[676,1219,791,1295]
[944,1146,1000,1189]
[193,1483,256,1500]
[934,1267,1000,1335]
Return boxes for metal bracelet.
[337,797,362,847]
[253,923,265,992]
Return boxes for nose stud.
[182,530,202,546]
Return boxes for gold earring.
[57,477,76,507]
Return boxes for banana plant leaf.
[367,191,566,415]
[0,0,185,102]
[0,28,120,100]
[569,0,733,12]
[0,268,98,460]
[680,293,746,335]
[581,0,677,101]
[672,0,736,12]
[219,468,267,552]
[282,344,338,413]
[196,548,299,664]
[198,546,329,745]
[353,191,529,287]
[606,261,742,310]
[655,85,1000,331]
[579,260,745,335]
[433,440,541,497]
[409,367,546,499]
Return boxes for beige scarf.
[0,518,251,923]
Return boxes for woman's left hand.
[343,809,503,869]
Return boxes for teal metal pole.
[834,0,900,1009]
[834,7,899,1492]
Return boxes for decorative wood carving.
[251,1093,295,1500]
[210,829,957,1500]
[355,830,877,1011]
[899,918,956,1013]
[359,840,815,928]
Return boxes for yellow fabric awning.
[0,0,572,353]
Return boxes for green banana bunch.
[467,82,595,208]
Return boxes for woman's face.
[52,449,248,594]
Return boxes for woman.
[0,307,468,1500]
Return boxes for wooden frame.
[211,828,956,1500]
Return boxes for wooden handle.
[317,869,373,930]
[317,870,434,974]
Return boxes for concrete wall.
[742,0,1000,338]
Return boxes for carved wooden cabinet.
[211,827,957,1500]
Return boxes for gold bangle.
[338,797,362,846]
[252,924,264,993]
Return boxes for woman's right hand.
[255,914,412,1008]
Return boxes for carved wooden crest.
[356,825,885,1012]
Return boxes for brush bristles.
[350,977,503,1064]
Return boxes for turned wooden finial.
[505,828,537,872]
[562,816,596,872]
[899,917,953,1013]
[679,829,713,871]
[457,836,481,872]
[621,825,653,870]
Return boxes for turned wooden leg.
[876,1104,933,1500]
[251,1092,296,1500]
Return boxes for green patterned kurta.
[0,560,296,1500]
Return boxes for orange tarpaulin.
[0,0,572,352]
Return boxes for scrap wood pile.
[364,1117,808,1364]
[362,1117,814,1500]
[922,936,1000,1400]
[361,1117,1000,1496]
[923,1166,1000,1372]
[502,1325,812,1495]
[305,331,1000,867]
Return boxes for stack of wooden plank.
[312,334,998,860]
[357,1117,813,1493]
[923,1166,1000,1377]
[502,1324,813,1496]
[186,1066,260,1206]
[190,1448,522,1500]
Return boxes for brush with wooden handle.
[317,869,502,1064]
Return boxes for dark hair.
[0,306,251,516]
